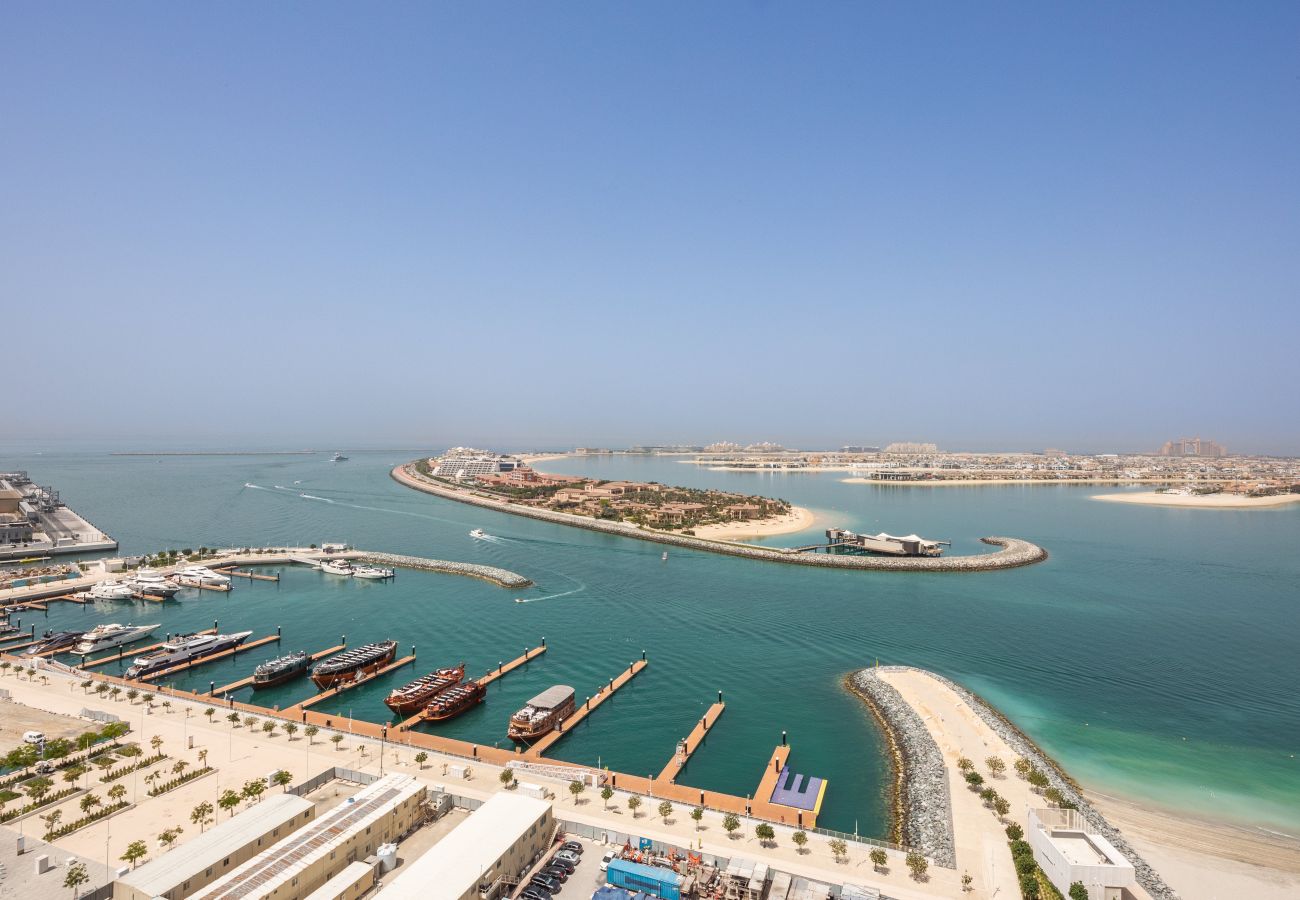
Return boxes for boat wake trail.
[244,483,270,490]
[515,584,586,604]
[299,493,335,503]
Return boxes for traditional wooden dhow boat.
[253,650,311,689]
[507,685,575,742]
[310,640,397,689]
[383,663,465,715]
[420,680,486,722]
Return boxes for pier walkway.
[140,633,280,683]
[76,629,220,669]
[656,701,726,783]
[210,643,346,696]
[525,658,648,757]
[214,568,280,582]
[286,654,416,714]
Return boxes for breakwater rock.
[393,464,1048,573]
[858,666,1180,900]
[354,552,532,589]
[848,669,956,868]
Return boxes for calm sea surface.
[2,447,1297,836]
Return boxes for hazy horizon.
[4,3,1297,455]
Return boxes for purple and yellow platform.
[752,745,827,826]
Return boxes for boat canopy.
[527,685,575,710]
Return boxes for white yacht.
[73,623,160,655]
[331,451,348,462]
[128,570,181,597]
[319,560,355,576]
[88,581,137,601]
[124,631,253,680]
[172,566,231,586]
[351,565,394,580]
[469,529,486,539]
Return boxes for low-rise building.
[191,774,426,900]
[376,792,553,900]
[301,860,376,900]
[113,793,316,900]
[1027,808,1135,900]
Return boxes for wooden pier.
[77,629,219,669]
[214,568,281,582]
[656,700,726,784]
[174,579,232,592]
[525,658,648,757]
[752,744,792,805]
[209,643,346,696]
[397,644,548,731]
[139,633,280,683]
[286,654,416,714]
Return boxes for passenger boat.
[88,581,136,601]
[310,640,397,689]
[124,630,253,679]
[351,564,394,580]
[507,685,576,742]
[420,680,486,722]
[24,629,86,656]
[383,663,465,715]
[252,650,311,689]
[72,623,160,655]
[319,560,355,577]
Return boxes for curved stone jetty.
[393,463,1048,573]
[850,666,1179,900]
[353,551,532,588]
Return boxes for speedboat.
[331,452,348,462]
[319,560,355,576]
[88,581,137,601]
[469,529,486,539]
[172,566,230,586]
[73,623,160,655]
[351,565,394,580]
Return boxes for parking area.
[521,834,612,898]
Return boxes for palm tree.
[79,793,102,815]
[171,760,189,777]
[41,809,63,839]
[197,749,208,769]
[149,735,163,754]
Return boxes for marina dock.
[173,579,232,592]
[397,644,549,731]
[77,629,220,669]
[656,700,726,783]
[215,567,281,582]
[139,633,280,682]
[752,745,792,803]
[286,654,416,714]
[210,643,346,696]
[525,658,648,757]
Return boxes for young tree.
[79,793,102,815]
[690,805,704,830]
[198,748,208,768]
[150,735,164,753]
[627,795,642,818]
[76,731,99,753]
[27,776,53,802]
[226,712,240,727]
[906,851,928,881]
[568,780,585,804]
[62,765,85,787]
[414,751,428,770]
[1068,883,1089,900]
[108,784,127,803]
[961,872,974,892]
[601,785,614,808]
[172,760,189,777]
[125,689,139,704]
[1043,787,1064,806]
[109,686,122,702]
[40,809,63,838]
[792,830,808,854]
[329,734,344,751]
[94,684,109,699]
[241,779,267,804]
[994,797,1011,820]
[119,744,142,759]
[829,838,847,863]
[498,768,515,788]
[869,848,888,872]
[1027,769,1050,791]
[191,800,215,832]
[964,771,984,788]
[242,716,258,731]
[204,708,216,723]
[956,756,974,773]
[284,723,299,741]
[64,859,90,898]
[261,721,276,737]
[79,679,94,695]
[121,839,149,869]
[657,800,673,823]
[304,724,319,744]
[754,823,775,846]
[1013,757,1033,778]
[218,789,241,817]
[272,770,292,791]
[986,756,1006,778]
[1019,872,1041,899]
[722,812,740,837]
[979,787,997,805]
[158,826,184,849]
[1006,823,1024,841]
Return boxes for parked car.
[540,865,569,883]
[529,873,562,894]
[555,850,581,866]
[560,841,583,855]
[22,731,45,745]
[519,889,552,900]
[599,851,615,871]
[547,856,575,874]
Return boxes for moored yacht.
[128,569,181,597]
[507,685,576,742]
[24,629,86,656]
[252,650,311,689]
[319,560,355,576]
[124,631,253,679]
[351,564,394,580]
[172,566,231,586]
[73,623,160,655]
[89,581,137,601]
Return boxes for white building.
[1028,808,1136,900]
[376,793,553,900]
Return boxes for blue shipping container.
[605,859,682,900]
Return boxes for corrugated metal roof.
[528,684,574,709]
[115,794,315,897]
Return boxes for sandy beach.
[841,477,1205,487]
[1091,491,1300,509]
[1091,792,1300,900]
[689,505,816,541]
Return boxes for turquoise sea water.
[2,447,1297,837]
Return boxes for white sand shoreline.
[689,505,817,541]
[1091,491,1300,509]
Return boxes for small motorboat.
[469,529,486,539]
[514,598,525,603]
[352,565,394,580]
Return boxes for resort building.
[432,450,521,478]
[113,793,317,900]
[376,792,554,900]
[191,774,426,900]
[1027,808,1136,900]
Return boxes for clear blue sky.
[3,2,1297,454]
